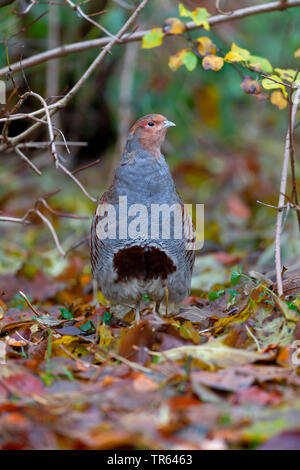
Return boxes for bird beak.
[163,120,176,128]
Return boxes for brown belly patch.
[113,246,176,282]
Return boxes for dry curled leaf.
[168,48,190,71]
[240,76,261,95]
[162,17,185,35]
[155,336,271,369]
[270,90,287,110]
[195,37,216,57]
[202,54,223,71]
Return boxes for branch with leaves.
[1,0,300,77]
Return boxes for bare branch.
[0,197,90,255]
[15,141,88,148]
[15,146,42,175]
[72,158,101,175]
[274,83,300,296]
[65,0,117,40]
[0,0,150,156]
[56,161,97,202]
[1,1,300,77]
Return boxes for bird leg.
[135,301,141,324]
[153,301,164,323]
[165,288,169,317]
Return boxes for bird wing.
[90,188,116,275]
[182,204,196,274]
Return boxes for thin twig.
[15,146,42,175]
[56,161,97,202]
[216,0,233,15]
[18,291,42,317]
[66,0,117,40]
[0,0,150,160]
[72,158,101,175]
[289,67,300,231]
[275,83,300,296]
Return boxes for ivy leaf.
[195,36,216,57]
[103,311,112,325]
[162,17,185,35]
[59,307,73,320]
[142,28,164,49]
[230,267,242,286]
[270,90,287,110]
[224,43,251,62]
[248,55,272,74]
[182,51,197,71]
[79,319,93,332]
[202,54,224,71]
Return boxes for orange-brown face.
[129,114,176,158]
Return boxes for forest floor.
[0,158,300,450]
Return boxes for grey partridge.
[91,114,195,321]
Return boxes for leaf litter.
[0,254,299,450]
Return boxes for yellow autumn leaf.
[162,17,185,35]
[224,42,251,62]
[178,4,210,31]
[142,28,164,49]
[294,48,300,58]
[274,68,296,82]
[262,75,288,97]
[195,36,216,56]
[168,48,188,71]
[202,54,224,71]
[98,323,114,349]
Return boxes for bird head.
[128,114,176,158]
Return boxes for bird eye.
[147,121,154,127]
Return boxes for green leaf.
[192,8,210,30]
[142,28,164,49]
[230,267,242,286]
[79,319,93,332]
[182,51,197,71]
[208,289,225,301]
[59,307,73,320]
[248,55,272,74]
[261,75,287,97]
[103,311,112,325]
[62,366,75,381]
[179,4,210,30]
[178,3,193,18]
